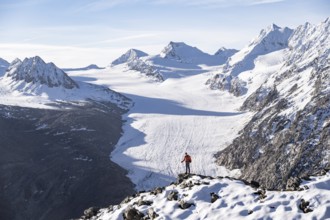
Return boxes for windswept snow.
[68,64,251,190]
[94,172,330,220]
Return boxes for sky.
[0,0,328,67]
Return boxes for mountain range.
[0,17,329,220]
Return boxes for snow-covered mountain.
[206,24,293,96]
[0,56,134,219]
[0,56,131,109]
[159,41,221,65]
[110,42,237,81]
[63,64,104,72]
[214,47,238,63]
[216,18,330,190]
[4,56,78,89]
[79,172,330,220]
[111,49,148,66]
[0,57,10,76]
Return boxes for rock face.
[127,59,164,82]
[0,101,135,220]
[215,18,330,190]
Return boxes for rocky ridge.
[76,172,330,220]
[215,18,330,190]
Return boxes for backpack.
[186,155,192,163]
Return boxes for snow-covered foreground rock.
[80,172,330,220]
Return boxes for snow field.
[68,65,252,190]
[96,172,330,220]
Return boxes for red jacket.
[182,155,192,163]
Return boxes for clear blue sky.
[0,0,328,67]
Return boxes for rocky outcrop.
[206,74,247,96]
[127,59,164,82]
[215,18,330,190]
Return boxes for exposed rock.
[254,189,267,200]
[122,206,144,220]
[216,69,330,190]
[210,192,220,203]
[167,191,179,201]
[206,74,247,96]
[150,187,164,195]
[127,59,164,82]
[250,180,260,189]
[82,207,100,219]
[146,208,159,220]
[299,199,313,213]
[240,86,278,111]
[5,56,79,89]
[178,200,195,209]
[177,173,191,184]
[121,196,133,205]
[137,199,153,207]
[286,177,302,191]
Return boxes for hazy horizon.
[0,0,328,67]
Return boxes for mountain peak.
[160,41,210,63]
[111,49,148,66]
[214,47,238,57]
[4,56,78,89]
[268,23,280,30]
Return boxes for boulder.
[210,192,220,203]
[167,191,179,201]
[178,200,195,209]
[299,199,313,213]
[122,206,144,220]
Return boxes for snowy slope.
[214,47,238,63]
[82,172,330,220]
[0,56,131,109]
[68,63,251,191]
[206,24,293,96]
[111,49,148,66]
[67,18,330,193]
[159,41,222,66]
[216,18,330,189]
[109,42,236,81]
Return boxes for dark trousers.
[185,162,190,174]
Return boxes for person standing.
[181,152,192,174]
